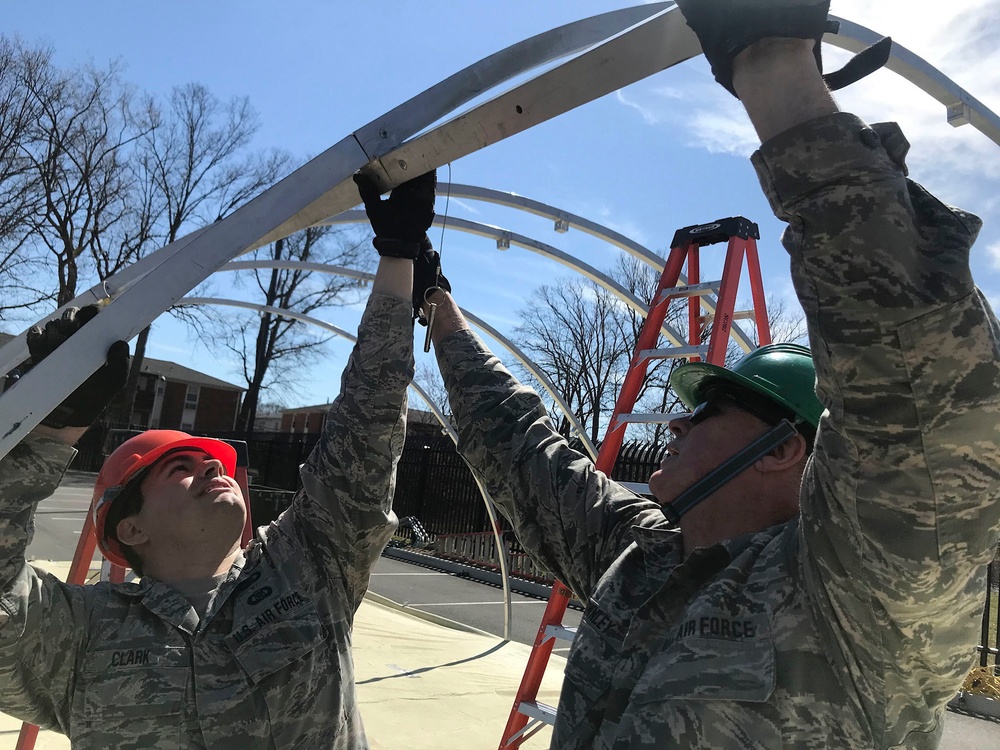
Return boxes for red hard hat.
[91,430,237,568]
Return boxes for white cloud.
[613,0,1000,209]
[987,241,1000,270]
[445,197,481,216]
[593,206,654,247]
[684,109,759,157]
[615,89,663,125]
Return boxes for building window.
[185,385,200,408]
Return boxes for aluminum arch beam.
[322,210,689,348]
[176,297,515,640]
[0,2,692,458]
[218,259,599,459]
[177,298,456,439]
[827,17,1000,147]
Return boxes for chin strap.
[662,419,799,526]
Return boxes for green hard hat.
[670,343,824,429]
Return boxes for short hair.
[102,474,147,576]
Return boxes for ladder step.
[618,481,652,495]
[657,280,720,303]
[639,345,708,361]
[615,412,678,425]
[544,624,578,643]
[518,700,557,725]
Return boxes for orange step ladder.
[498,216,772,748]
[15,438,255,750]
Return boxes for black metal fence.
[980,550,1000,671]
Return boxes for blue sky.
[6,1,1000,411]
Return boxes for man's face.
[647,395,774,511]
[133,449,246,554]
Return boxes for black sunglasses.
[687,387,785,428]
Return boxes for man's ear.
[755,432,807,473]
[116,517,148,548]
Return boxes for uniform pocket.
[80,650,188,748]
[228,600,329,684]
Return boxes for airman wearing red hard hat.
[91,430,237,569]
[0,170,435,748]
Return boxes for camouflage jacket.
[0,294,413,749]
[436,113,1000,749]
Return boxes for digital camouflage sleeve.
[437,113,1000,749]
[267,291,412,613]
[756,113,1000,748]
[435,332,670,602]
[0,435,94,733]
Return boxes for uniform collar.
[631,524,685,583]
[107,550,249,634]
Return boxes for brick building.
[0,331,243,432]
[279,403,439,436]
[131,358,244,432]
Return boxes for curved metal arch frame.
[221,259,599,459]
[320,210,691,348]
[177,296,516,641]
[433,183,758,345]
[2,5,999,460]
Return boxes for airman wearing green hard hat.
[414,1,1000,746]
[657,343,825,524]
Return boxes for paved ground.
[18,470,1000,748]
[368,555,582,656]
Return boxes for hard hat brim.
[118,437,238,486]
[670,361,819,429]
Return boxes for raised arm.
[429,289,667,601]
[677,1,1000,741]
[0,309,128,729]
[277,173,441,613]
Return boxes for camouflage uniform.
[436,113,1000,748]
[0,294,413,749]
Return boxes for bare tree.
[514,278,633,444]
[0,38,51,317]
[195,225,373,439]
[414,361,453,427]
[119,83,291,423]
[21,59,150,307]
[512,254,808,447]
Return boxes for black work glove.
[674,0,890,96]
[413,246,451,326]
[353,170,437,260]
[25,306,130,429]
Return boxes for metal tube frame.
[1,5,997,464]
